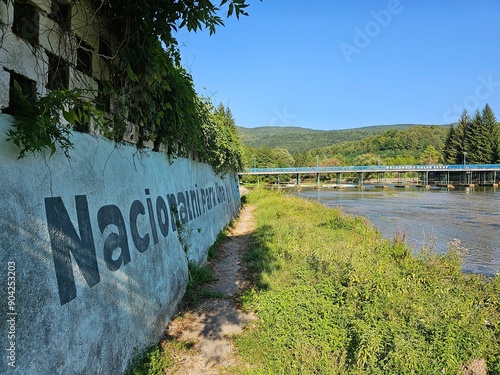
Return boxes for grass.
[235,189,500,374]
[125,339,197,375]
[208,227,229,260]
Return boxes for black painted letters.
[45,181,238,305]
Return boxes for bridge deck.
[240,164,500,175]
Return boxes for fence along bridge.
[240,164,500,188]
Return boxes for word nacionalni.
[45,182,234,305]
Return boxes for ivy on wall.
[6,83,106,158]
[3,0,253,174]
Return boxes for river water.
[296,186,500,276]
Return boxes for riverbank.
[128,189,500,374]
[295,185,500,276]
[237,189,499,374]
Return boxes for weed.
[182,261,217,307]
[208,229,228,260]
[126,344,172,375]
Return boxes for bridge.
[239,164,500,188]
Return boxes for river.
[296,186,500,276]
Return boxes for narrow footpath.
[165,203,256,374]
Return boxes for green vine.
[6,81,106,158]
[4,0,249,173]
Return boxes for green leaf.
[126,64,139,82]
[63,109,78,126]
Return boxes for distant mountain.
[237,124,447,153]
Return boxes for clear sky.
[175,1,500,130]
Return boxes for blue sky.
[176,1,500,130]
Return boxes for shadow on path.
[165,204,256,374]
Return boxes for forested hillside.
[237,124,436,153]
[240,125,449,169]
[316,125,448,166]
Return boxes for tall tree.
[442,106,499,164]
[419,145,441,165]
[209,103,243,173]
[273,148,295,168]
[481,103,499,163]
[442,125,458,164]
[293,150,316,167]
[255,146,277,168]
[466,109,493,164]
[354,153,379,166]
[454,110,470,164]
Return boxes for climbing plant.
[87,0,251,173]
[4,0,253,173]
[6,81,106,158]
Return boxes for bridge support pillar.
[296,173,301,186]
[459,171,474,187]
[375,172,386,188]
[416,171,430,188]
[357,172,364,186]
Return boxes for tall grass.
[236,189,500,374]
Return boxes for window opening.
[76,38,92,76]
[46,52,69,90]
[3,70,36,116]
[49,0,70,32]
[13,1,39,46]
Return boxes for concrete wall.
[0,0,108,106]
[0,114,241,374]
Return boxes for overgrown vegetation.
[89,0,249,174]
[5,84,106,158]
[184,261,221,307]
[126,344,174,375]
[235,189,500,374]
[3,0,248,174]
[208,227,229,260]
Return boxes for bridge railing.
[240,164,500,175]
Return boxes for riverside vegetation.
[127,189,500,374]
[236,190,500,374]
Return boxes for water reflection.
[296,187,500,276]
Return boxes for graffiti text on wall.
[45,182,235,305]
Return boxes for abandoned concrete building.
[0,0,117,132]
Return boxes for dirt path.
[165,203,256,374]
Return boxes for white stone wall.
[0,0,107,109]
[0,114,241,374]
